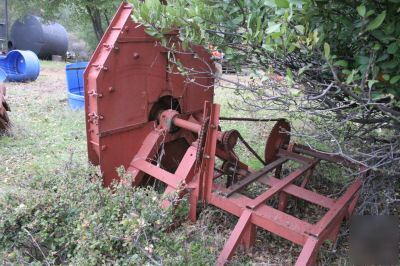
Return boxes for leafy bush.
[0,162,219,265]
[132,0,400,101]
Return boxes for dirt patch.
[6,61,67,94]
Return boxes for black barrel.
[9,15,68,59]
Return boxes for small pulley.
[221,129,240,153]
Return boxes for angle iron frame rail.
[124,102,362,266]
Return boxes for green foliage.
[0,162,221,265]
[308,2,399,99]
[130,0,400,118]
[0,164,169,264]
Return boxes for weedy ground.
[0,61,350,265]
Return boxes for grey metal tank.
[9,15,68,59]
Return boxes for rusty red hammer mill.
[84,3,365,265]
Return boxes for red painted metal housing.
[84,3,214,186]
[85,3,364,265]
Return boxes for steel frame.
[85,3,365,265]
[125,102,363,265]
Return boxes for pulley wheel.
[221,129,240,152]
[265,120,291,164]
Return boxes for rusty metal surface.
[265,119,291,164]
[224,157,288,197]
[219,117,283,122]
[85,4,365,265]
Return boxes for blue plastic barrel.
[0,50,40,82]
[0,69,7,83]
[65,62,88,110]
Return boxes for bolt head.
[133,52,140,59]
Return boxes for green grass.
[0,61,86,188]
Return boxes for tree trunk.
[86,6,105,42]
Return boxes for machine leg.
[216,209,253,265]
[161,186,176,208]
[301,168,314,188]
[295,237,320,266]
[279,164,315,212]
[328,221,342,246]
[275,165,283,179]
[300,176,309,188]
[278,192,289,212]
[189,188,199,222]
[241,224,256,249]
[346,191,360,218]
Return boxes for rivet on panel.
[89,90,103,98]
[101,145,107,151]
[133,52,140,59]
[103,44,111,50]
[108,87,115,93]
